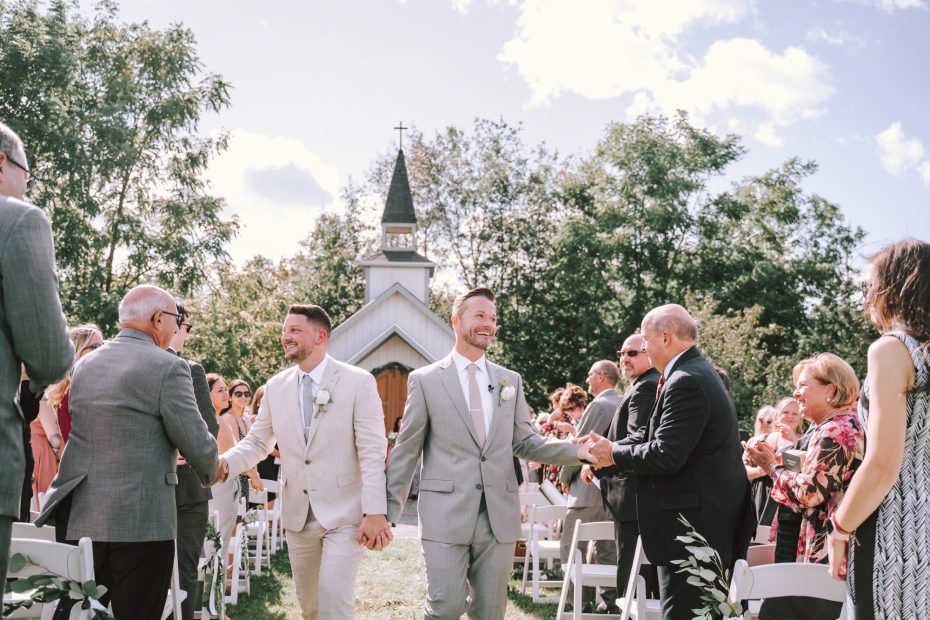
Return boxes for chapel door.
[375,367,409,435]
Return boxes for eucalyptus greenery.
[3,552,112,619]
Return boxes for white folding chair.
[724,559,849,619]
[616,537,662,620]
[224,499,250,605]
[517,490,552,565]
[4,537,95,619]
[12,522,56,542]
[160,541,186,620]
[260,478,283,555]
[244,494,268,575]
[753,524,772,544]
[199,511,224,620]
[521,503,567,603]
[746,543,776,567]
[556,520,619,619]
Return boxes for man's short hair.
[643,304,698,341]
[592,359,620,386]
[451,287,496,318]
[176,303,191,321]
[288,304,333,334]
[0,122,24,161]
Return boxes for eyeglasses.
[3,152,38,191]
[617,349,640,358]
[155,309,184,327]
[81,342,104,354]
[232,390,251,398]
[860,281,872,298]
[181,322,194,334]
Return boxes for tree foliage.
[0,0,237,332]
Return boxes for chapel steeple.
[380,148,418,251]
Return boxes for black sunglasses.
[3,153,38,191]
[232,390,251,398]
[181,322,194,334]
[617,349,640,358]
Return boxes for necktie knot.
[467,363,478,377]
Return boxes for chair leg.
[556,552,571,619]
[532,550,542,602]
[521,544,530,594]
[573,549,583,620]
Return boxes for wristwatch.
[826,513,853,540]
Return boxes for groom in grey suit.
[0,122,73,586]
[386,288,598,619]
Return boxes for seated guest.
[744,398,803,526]
[744,353,864,620]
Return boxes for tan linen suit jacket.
[224,358,387,532]
[386,354,581,544]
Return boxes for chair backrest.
[12,522,57,542]
[527,504,567,542]
[746,543,776,567]
[572,520,615,544]
[754,524,772,544]
[620,536,653,619]
[520,490,550,508]
[8,537,94,583]
[727,559,847,603]
[260,479,281,494]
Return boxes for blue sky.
[99,0,929,264]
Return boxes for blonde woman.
[45,324,103,447]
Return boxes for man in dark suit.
[593,333,659,599]
[0,122,74,585]
[587,305,753,619]
[560,360,621,612]
[169,304,219,620]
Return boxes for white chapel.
[328,147,454,433]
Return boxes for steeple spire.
[381,148,417,225]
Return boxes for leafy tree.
[0,0,236,331]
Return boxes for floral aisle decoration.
[3,552,111,619]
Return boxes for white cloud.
[206,129,343,265]
[806,27,865,49]
[876,123,930,186]
[850,0,925,11]
[497,0,832,146]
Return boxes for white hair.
[118,285,176,323]
[0,122,24,161]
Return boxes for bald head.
[118,285,180,349]
[640,304,698,373]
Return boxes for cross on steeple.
[394,121,407,150]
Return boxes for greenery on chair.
[3,552,111,619]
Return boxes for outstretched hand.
[356,514,393,551]
[583,432,615,469]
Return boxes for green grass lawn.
[228,539,560,619]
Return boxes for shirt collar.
[664,349,688,380]
[451,350,489,377]
[299,354,331,385]
[594,387,615,399]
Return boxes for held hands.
[204,456,228,488]
[573,437,600,468]
[574,432,614,468]
[580,464,595,485]
[356,514,393,551]
[248,471,265,493]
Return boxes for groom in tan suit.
[219,304,390,619]
[386,288,598,619]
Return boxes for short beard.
[463,331,491,350]
[285,345,310,363]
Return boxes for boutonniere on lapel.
[313,389,332,419]
[498,377,516,406]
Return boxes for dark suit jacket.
[174,358,219,507]
[595,368,659,522]
[611,346,753,566]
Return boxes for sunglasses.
[4,153,38,191]
[154,309,184,327]
[616,349,640,358]
[181,322,194,334]
[233,390,251,398]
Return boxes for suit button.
[303,489,308,495]
[476,483,483,490]
[305,459,311,464]
[480,456,486,462]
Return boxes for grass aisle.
[229,539,559,619]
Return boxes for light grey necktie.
[302,374,315,441]
[466,363,486,448]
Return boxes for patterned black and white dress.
[851,331,930,619]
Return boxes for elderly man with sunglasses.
[38,285,220,619]
[0,121,73,589]
[592,333,660,601]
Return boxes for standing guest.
[594,333,660,602]
[744,397,803,526]
[0,120,73,585]
[218,304,391,620]
[745,354,863,620]
[586,304,754,619]
[37,285,219,619]
[47,324,103,446]
[560,360,621,613]
[169,305,220,620]
[206,373,240,551]
[827,239,930,619]
[528,386,568,484]
[251,385,281,508]
[221,378,263,502]
[539,385,588,492]
[30,390,63,501]
[385,288,597,620]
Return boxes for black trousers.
[174,502,209,620]
[94,540,175,619]
[657,541,736,620]
[615,519,658,599]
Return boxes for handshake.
[571,432,615,468]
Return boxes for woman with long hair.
[46,324,103,447]
[827,239,930,619]
[206,373,240,550]
[220,378,263,502]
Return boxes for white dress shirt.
[297,354,331,414]
[663,348,689,380]
[451,350,493,435]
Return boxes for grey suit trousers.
[0,516,11,584]
[175,502,209,620]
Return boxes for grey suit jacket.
[175,358,219,507]
[37,329,219,541]
[386,354,581,544]
[0,196,73,519]
[560,389,621,508]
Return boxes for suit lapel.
[486,362,507,450]
[280,368,304,447]
[438,355,483,449]
[306,360,341,452]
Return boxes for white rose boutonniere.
[498,377,516,406]
[314,389,332,419]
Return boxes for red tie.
[656,375,666,397]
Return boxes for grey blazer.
[560,389,621,508]
[386,354,580,544]
[175,359,219,507]
[37,329,219,541]
[0,197,73,519]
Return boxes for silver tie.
[467,363,486,448]
[302,375,315,441]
